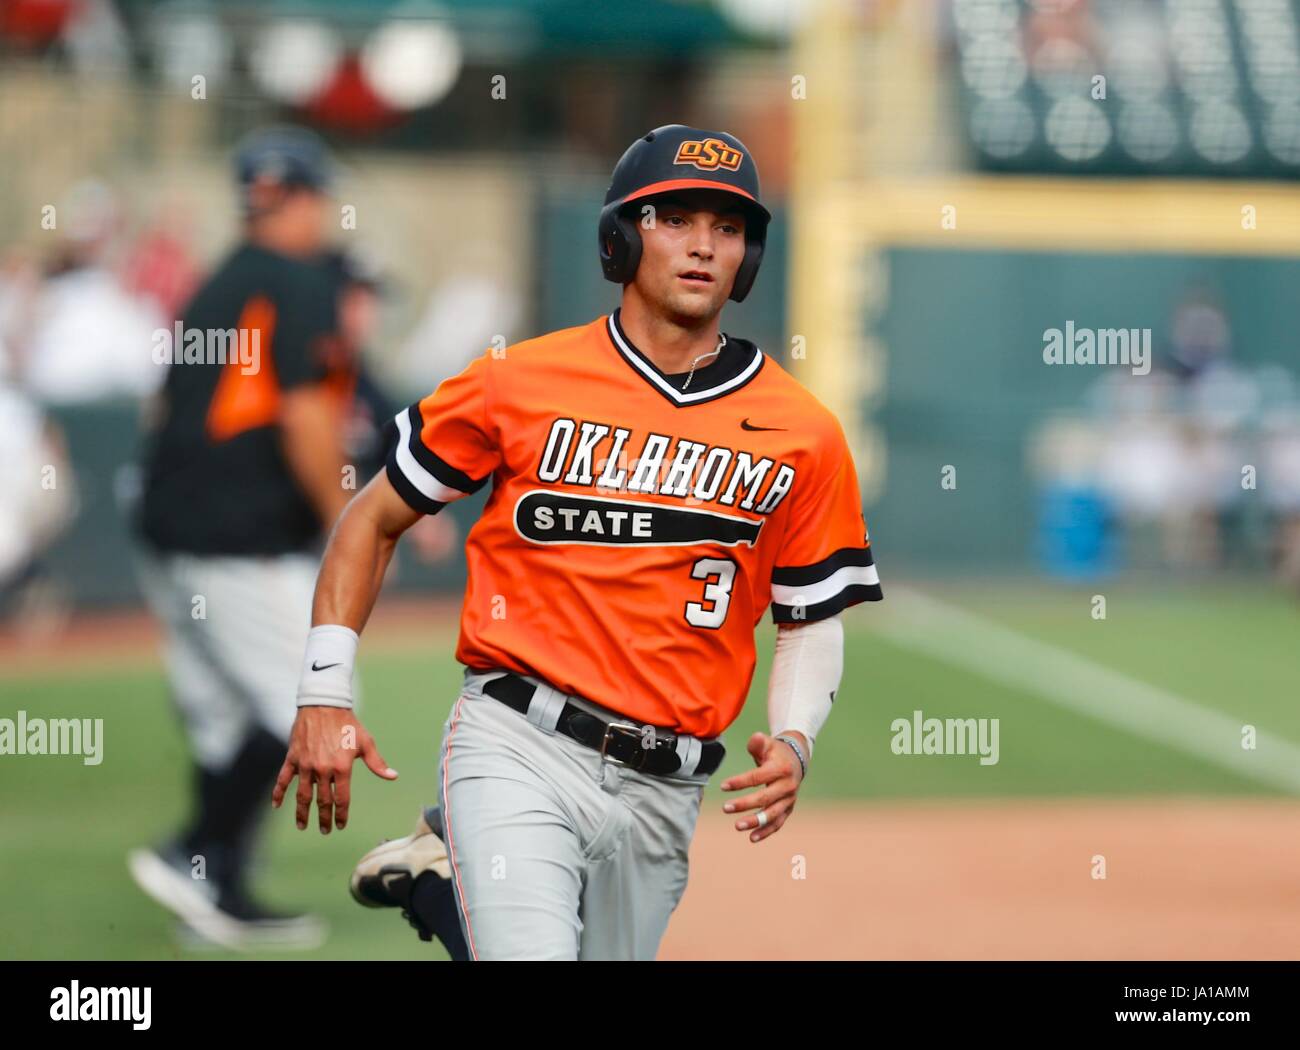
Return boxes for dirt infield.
[662,799,1300,960]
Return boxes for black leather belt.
[482,673,724,779]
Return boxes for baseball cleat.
[350,806,451,909]
[350,806,470,959]
[128,847,326,952]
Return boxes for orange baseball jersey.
[385,310,881,739]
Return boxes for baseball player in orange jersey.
[273,125,883,960]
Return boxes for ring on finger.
[756,809,768,829]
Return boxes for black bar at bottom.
[0,960,1292,1036]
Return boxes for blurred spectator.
[0,249,41,355]
[1166,290,1232,380]
[1166,291,1258,570]
[1261,411,1300,594]
[123,203,200,322]
[21,180,166,405]
[1088,369,1189,570]
[0,333,77,632]
[1035,284,1295,580]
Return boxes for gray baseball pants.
[135,550,319,765]
[437,668,714,961]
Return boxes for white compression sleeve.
[766,614,844,756]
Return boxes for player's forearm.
[298,476,421,711]
[311,499,399,632]
[309,472,424,633]
[297,515,377,709]
[295,529,388,711]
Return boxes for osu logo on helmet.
[673,138,743,172]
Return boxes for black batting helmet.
[234,126,335,204]
[598,124,770,303]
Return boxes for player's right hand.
[272,706,398,835]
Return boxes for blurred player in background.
[128,127,354,951]
[0,332,77,631]
[320,248,396,485]
[322,248,460,566]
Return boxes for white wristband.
[296,625,359,709]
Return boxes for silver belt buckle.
[599,721,645,768]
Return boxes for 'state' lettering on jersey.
[385,311,881,739]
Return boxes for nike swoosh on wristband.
[740,418,786,431]
[311,661,341,672]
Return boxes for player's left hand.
[720,731,806,843]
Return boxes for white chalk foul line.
[870,586,1300,795]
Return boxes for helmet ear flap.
[728,210,769,303]
[598,202,643,285]
[728,240,763,302]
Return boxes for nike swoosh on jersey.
[740,418,786,431]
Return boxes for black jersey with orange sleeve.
[385,310,882,739]
[139,243,353,555]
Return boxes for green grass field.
[1,580,1296,960]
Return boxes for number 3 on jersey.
[685,557,737,629]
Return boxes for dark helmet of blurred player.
[234,126,334,256]
[598,124,770,303]
[235,126,335,201]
